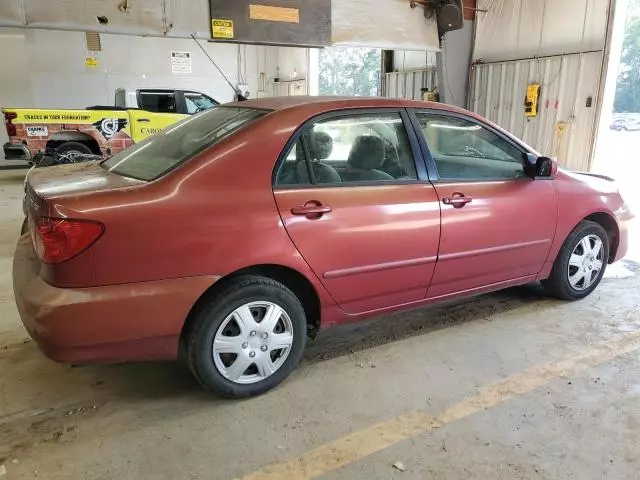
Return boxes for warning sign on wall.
[212,19,234,39]
[170,52,192,74]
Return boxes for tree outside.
[614,0,640,112]
[318,47,381,97]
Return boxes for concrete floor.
[1,160,639,479]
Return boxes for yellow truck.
[2,88,218,163]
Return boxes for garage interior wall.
[0,27,309,163]
[470,0,609,170]
[383,16,474,108]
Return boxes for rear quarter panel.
[50,110,337,310]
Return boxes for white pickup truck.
[3,87,219,162]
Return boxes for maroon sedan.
[14,97,632,397]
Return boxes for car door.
[273,109,441,315]
[410,110,558,300]
[131,90,187,142]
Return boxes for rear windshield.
[101,107,266,181]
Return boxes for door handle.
[291,202,332,219]
[137,118,151,123]
[442,192,472,208]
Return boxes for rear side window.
[101,107,266,181]
[138,91,177,113]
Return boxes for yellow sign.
[85,57,99,67]
[212,19,234,39]
[249,4,300,23]
[525,83,541,117]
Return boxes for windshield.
[102,107,266,181]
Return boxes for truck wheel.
[55,141,93,160]
[542,220,609,301]
[186,275,307,398]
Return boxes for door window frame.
[407,108,535,183]
[272,108,430,189]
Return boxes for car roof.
[230,96,472,116]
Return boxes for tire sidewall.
[556,223,609,299]
[55,142,93,158]
[189,279,307,398]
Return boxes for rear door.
[131,90,187,141]
[273,109,441,315]
[410,110,558,299]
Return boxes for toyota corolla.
[13,97,632,398]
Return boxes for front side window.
[416,113,526,180]
[275,112,417,187]
[185,92,218,114]
[138,91,177,113]
[102,107,266,181]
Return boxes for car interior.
[276,118,417,185]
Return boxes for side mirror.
[535,156,557,177]
[524,153,557,178]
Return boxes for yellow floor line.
[240,331,640,480]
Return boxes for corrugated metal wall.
[474,0,607,62]
[381,68,438,101]
[469,52,603,171]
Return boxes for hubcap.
[567,234,604,291]
[212,301,294,385]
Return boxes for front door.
[273,110,441,314]
[130,91,187,142]
[128,109,186,142]
[411,110,558,299]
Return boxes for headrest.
[347,135,385,170]
[307,130,333,160]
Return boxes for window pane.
[303,113,417,184]
[185,92,218,114]
[102,107,265,181]
[416,114,525,180]
[138,92,177,113]
[275,140,311,186]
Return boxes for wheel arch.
[583,211,619,263]
[46,131,102,155]
[179,264,321,357]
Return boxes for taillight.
[33,217,104,264]
[4,111,17,137]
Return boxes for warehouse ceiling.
[0,0,439,50]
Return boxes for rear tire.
[542,220,609,301]
[55,141,93,160]
[186,275,307,398]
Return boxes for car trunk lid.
[26,161,144,204]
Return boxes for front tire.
[542,220,609,300]
[186,275,307,398]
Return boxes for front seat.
[296,130,341,184]
[343,135,394,182]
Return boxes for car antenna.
[190,33,247,102]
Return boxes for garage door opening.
[592,0,639,261]
[318,47,381,96]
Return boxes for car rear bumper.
[3,142,32,161]
[13,235,217,363]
